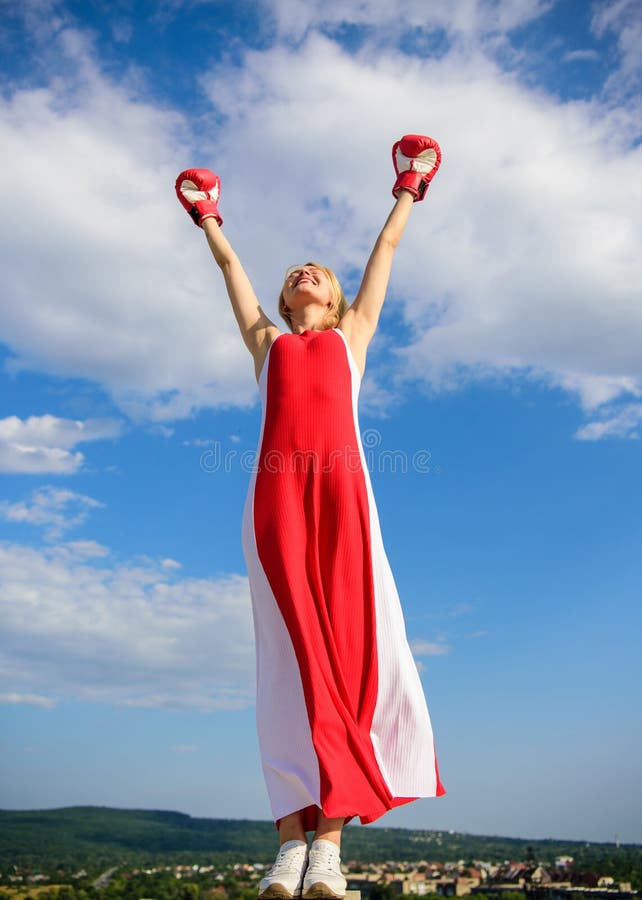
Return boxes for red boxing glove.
[175,168,223,227]
[392,134,441,201]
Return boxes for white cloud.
[553,372,641,411]
[266,0,553,45]
[1,1,640,435]
[0,414,123,474]
[0,485,105,541]
[574,401,642,440]
[591,0,642,102]
[410,638,451,657]
[0,540,255,711]
[200,33,642,419]
[182,437,217,447]
[0,23,259,423]
[0,692,57,709]
[563,49,600,63]
[49,539,111,560]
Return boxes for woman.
[175,135,445,900]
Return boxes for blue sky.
[1,0,641,845]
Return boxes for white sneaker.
[302,839,347,899]
[258,840,309,899]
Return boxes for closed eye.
[286,266,323,282]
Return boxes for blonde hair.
[278,262,349,332]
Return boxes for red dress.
[242,327,444,832]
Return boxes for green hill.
[0,806,640,878]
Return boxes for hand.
[175,168,223,227]
[391,135,441,201]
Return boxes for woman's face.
[282,264,333,309]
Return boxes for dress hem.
[274,792,445,833]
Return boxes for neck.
[290,310,330,334]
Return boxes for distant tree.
[57,887,77,900]
[369,884,395,900]
[502,892,526,900]
[221,874,242,900]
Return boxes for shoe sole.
[302,885,345,899]
[258,886,301,899]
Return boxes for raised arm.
[201,218,279,358]
[338,135,441,373]
[175,168,279,379]
[339,191,414,361]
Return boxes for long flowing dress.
[242,326,445,833]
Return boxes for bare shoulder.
[252,325,282,382]
[336,311,370,379]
